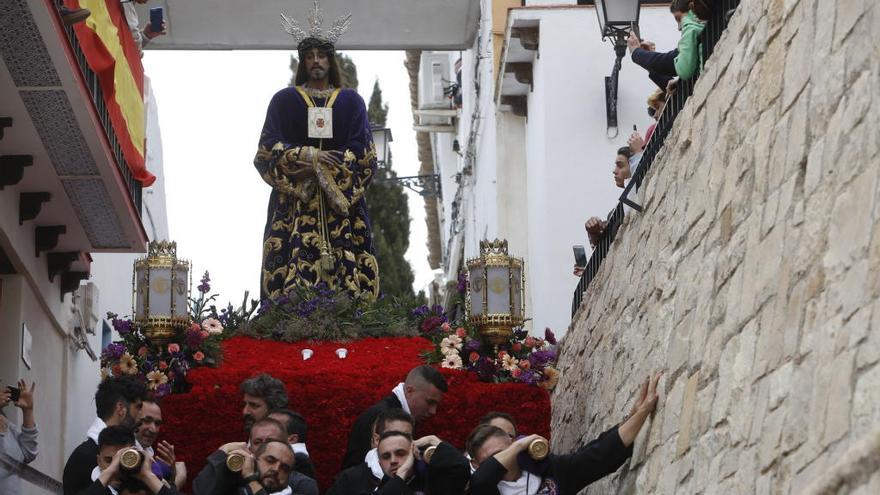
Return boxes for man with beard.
[193,418,314,495]
[235,440,297,495]
[241,374,288,433]
[134,400,187,489]
[255,1,380,302]
[64,376,147,495]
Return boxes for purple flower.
[457,271,468,294]
[529,349,557,369]
[112,318,133,335]
[464,339,482,352]
[411,305,431,318]
[155,382,172,398]
[474,357,497,382]
[544,328,557,345]
[197,271,211,294]
[513,328,528,340]
[518,369,538,385]
[102,342,126,360]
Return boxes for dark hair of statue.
[295,39,343,88]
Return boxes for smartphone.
[573,245,587,268]
[150,7,163,33]
[7,386,20,402]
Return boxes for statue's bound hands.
[318,150,345,167]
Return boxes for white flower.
[501,353,519,372]
[201,318,224,335]
[441,353,463,369]
[440,335,463,355]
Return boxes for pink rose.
[441,322,451,332]
[519,360,531,370]
[137,346,149,357]
[525,337,537,348]
[455,327,467,338]
[167,343,180,354]
[511,368,522,378]
[193,351,205,362]
[469,352,480,363]
[158,361,168,371]
[190,322,201,332]
[200,330,209,338]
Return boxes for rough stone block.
[676,372,700,457]
[823,349,855,446]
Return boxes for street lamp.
[371,124,442,199]
[370,125,392,168]
[594,0,642,137]
[466,239,525,346]
[133,241,190,345]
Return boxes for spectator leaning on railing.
[121,0,167,53]
[626,0,711,91]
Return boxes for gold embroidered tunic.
[254,86,379,302]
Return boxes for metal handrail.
[572,0,741,318]
[53,2,143,215]
[0,452,63,494]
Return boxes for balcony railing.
[54,2,143,215]
[572,0,741,318]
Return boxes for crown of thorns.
[281,1,352,47]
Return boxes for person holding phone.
[0,379,38,494]
[122,1,167,52]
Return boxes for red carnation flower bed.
[159,336,551,491]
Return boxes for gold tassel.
[315,141,335,277]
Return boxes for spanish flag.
[66,0,155,186]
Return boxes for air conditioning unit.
[418,53,452,111]
[75,282,99,334]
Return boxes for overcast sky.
[143,50,435,307]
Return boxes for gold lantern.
[133,241,190,344]
[466,239,525,345]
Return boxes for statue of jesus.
[254,3,379,302]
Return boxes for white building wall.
[431,3,682,337]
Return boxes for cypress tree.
[366,80,415,297]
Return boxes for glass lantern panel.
[510,266,523,317]
[135,266,148,318]
[171,265,189,317]
[148,266,173,315]
[469,266,484,317]
[595,0,607,31]
[605,0,639,25]
[486,266,510,314]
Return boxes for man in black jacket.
[76,425,180,495]
[341,366,447,470]
[63,376,147,495]
[467,373,662,495]
[193,418,316,495]
[268,409,317,480]
[328,409,415,494]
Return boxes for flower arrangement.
[99,272,240,397]
[160,335,551,492]
[413,302,561,390]
[234,282,421,342]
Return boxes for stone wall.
[551,0,880,493]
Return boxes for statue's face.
[303,48,330,82]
